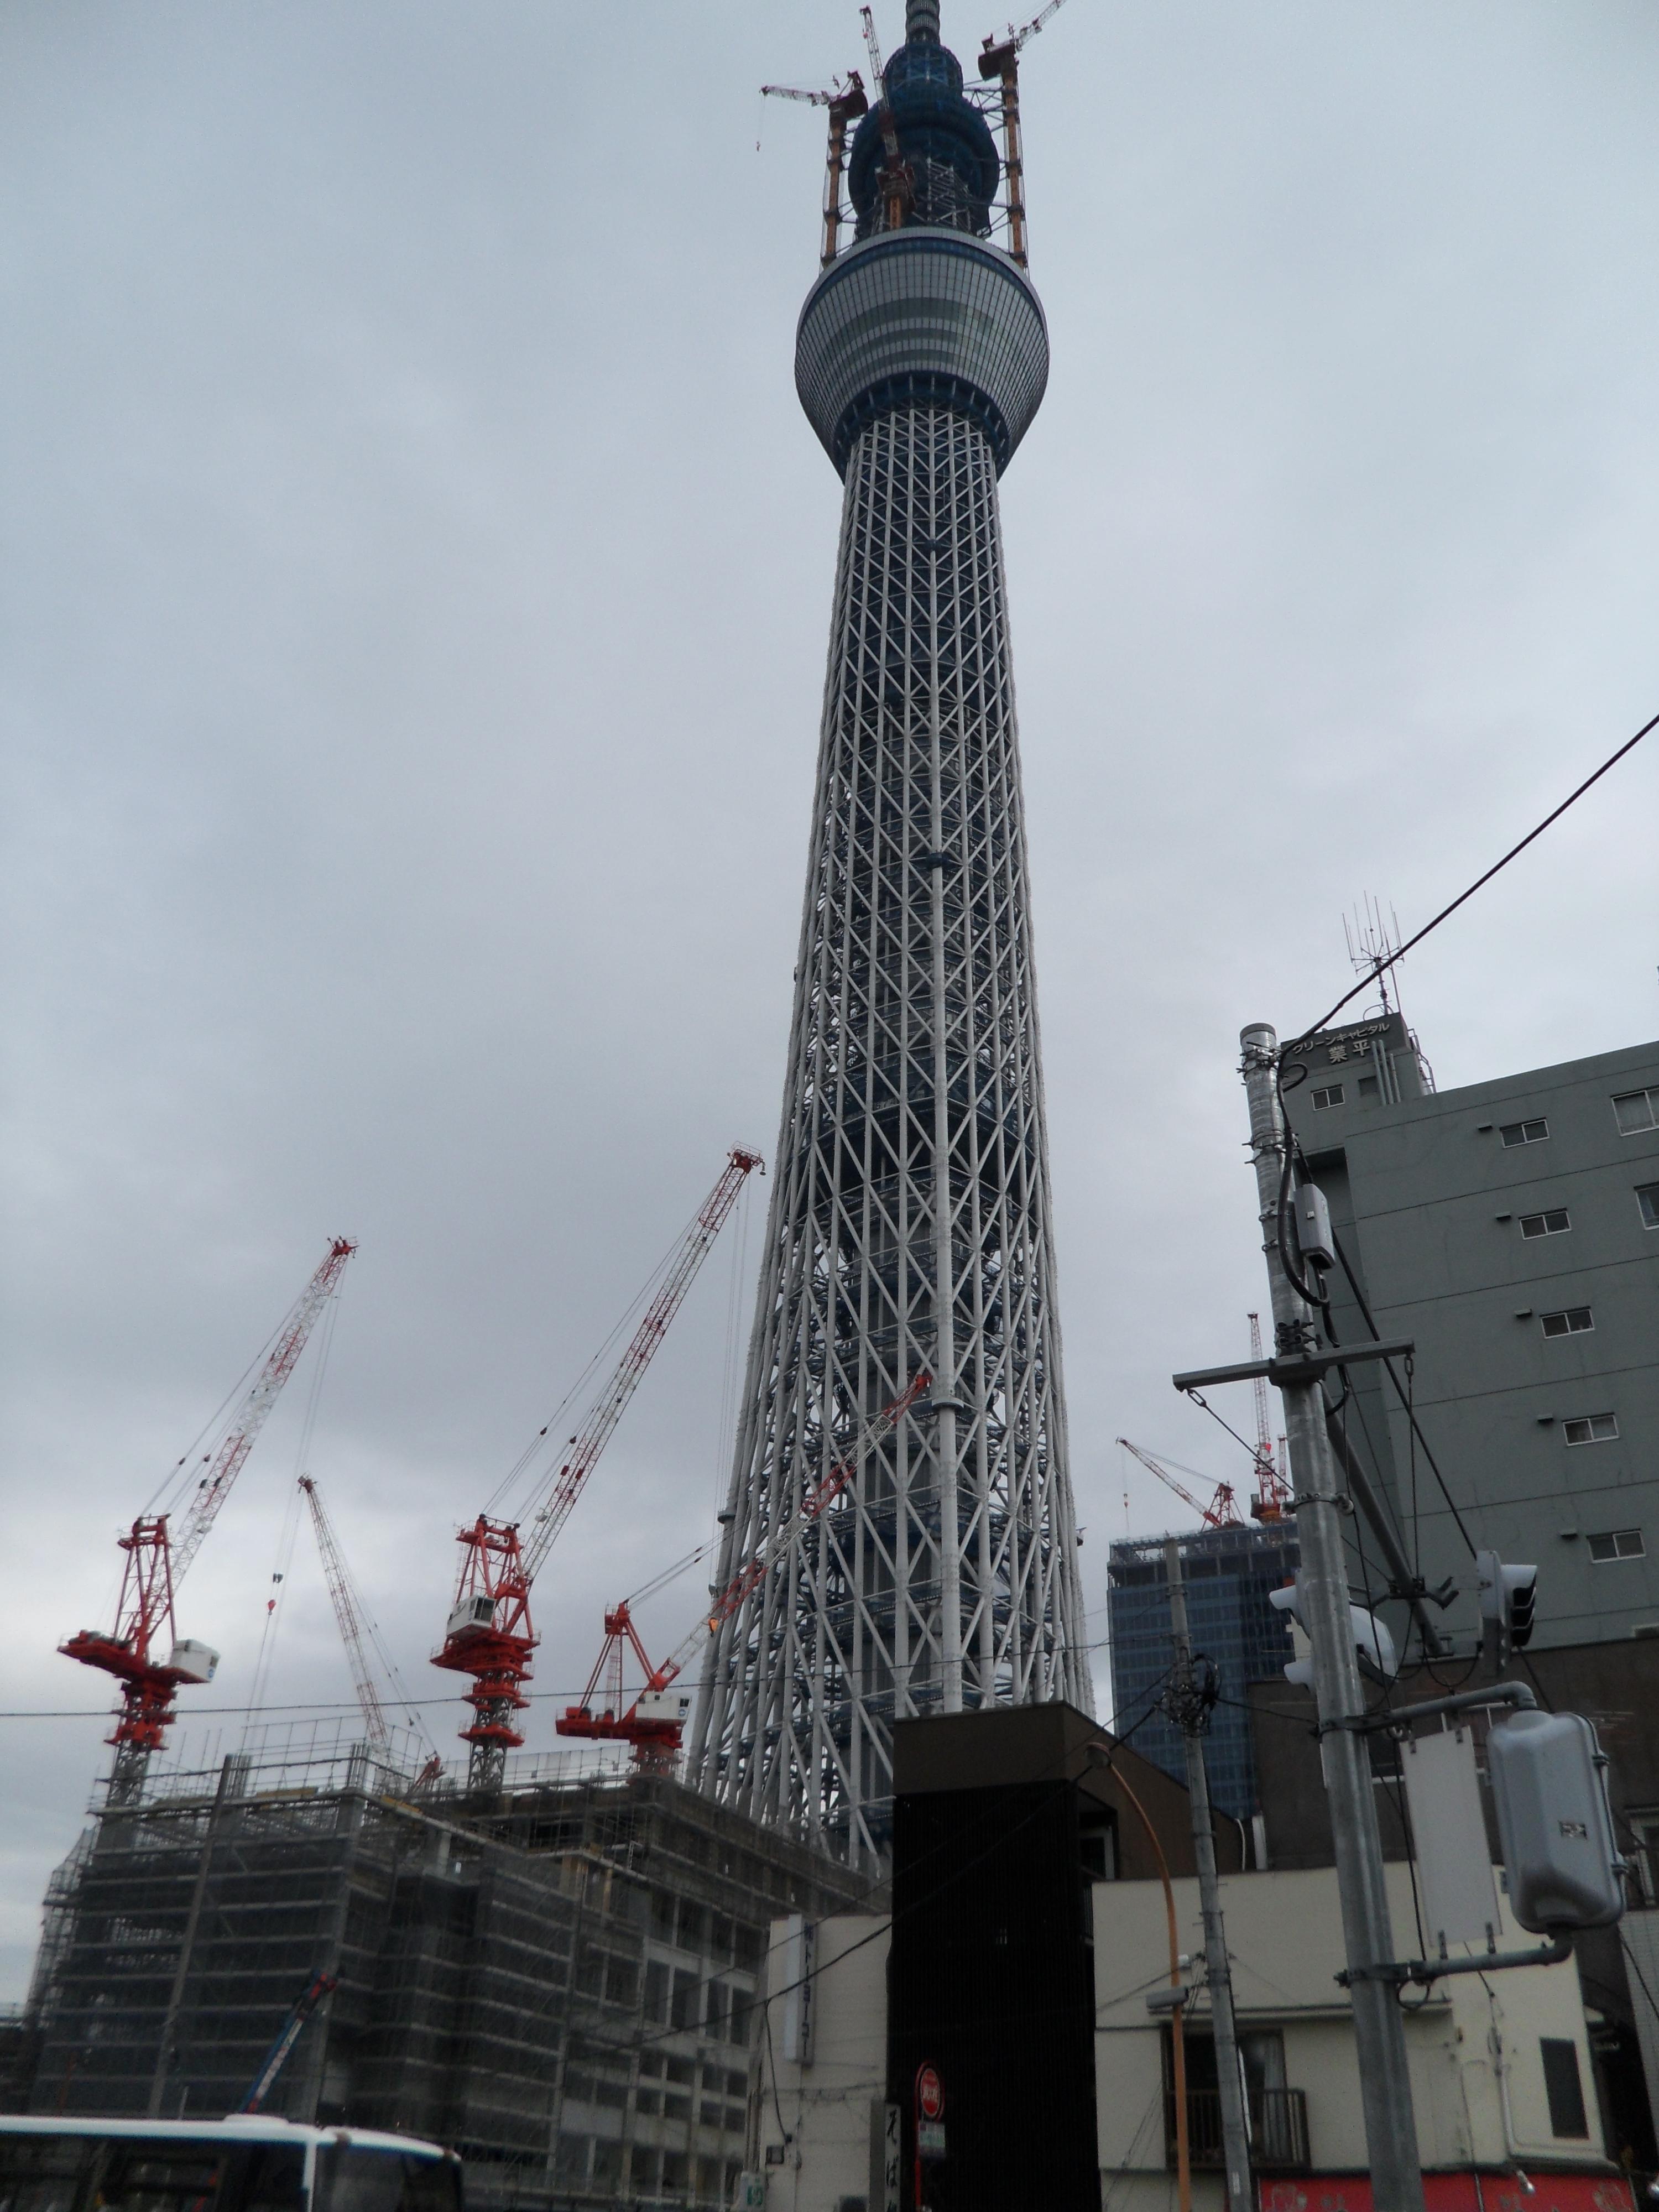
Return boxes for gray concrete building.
[1280,1010,1659,1652]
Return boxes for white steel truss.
[690,401,1091,1869]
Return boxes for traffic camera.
[1269,1575,1396,1687]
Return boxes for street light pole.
[1238,1022,1426,2212]
[1163,1537,1252,2212]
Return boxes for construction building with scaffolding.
[14,1727,867,2212]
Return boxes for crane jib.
[441,1149,763,1788]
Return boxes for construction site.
[18,1726,865,2208]
[5,1146,878,2206]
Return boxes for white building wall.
[1620,1906,1659,2147]
[759,1914,890,2212]
[1095,1864,1611,2212]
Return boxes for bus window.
[312,2153,458,2212]
[0,2141,305,2212]
[218,2148,306,2212]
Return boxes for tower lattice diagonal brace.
[689,19,1089,1869]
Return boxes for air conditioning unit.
[168,1640,220,1685]
[446,1593,497,1642]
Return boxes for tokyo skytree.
[689,0,1090,1869]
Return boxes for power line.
[1289,704,1658,1047]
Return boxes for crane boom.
[662,1370,930,1691]
[61,1236,357,1805]
[1117,1436,1241,1530]
[521,1148,762,1580]
[237,1971,338,2114]
[1009,0,1069,49]
[559,1372,932,1762]
[171,1239,357,1582]
[432,1147,763,1791]
[299,1477,388,1751]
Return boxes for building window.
[1357,1074,1380,1100]
[1520,1209,1571,1238]
[1638,1185,1659,1230]
[1501,1118,1550,1146]
[1564,1413,1619,1446]
[1539,2039,1590,2140]
[1311,1084,1344,1110]
[1540,1307,1593,1338]
[1614,1088,1659,1136]
[1588,1529,1645,1562]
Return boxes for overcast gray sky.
[3,0,1656,2000]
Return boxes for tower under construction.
[690,1,1090,1869]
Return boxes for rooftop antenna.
[1343,894,1405,1020]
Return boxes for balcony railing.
[1165,2087,1311,2172]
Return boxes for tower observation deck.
[688,2,1089,1869]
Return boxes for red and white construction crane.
[558,1371,932,1766]
[431,1147,763,1792]
[1116,1437,1243,1531]
[859,8,913,234]
[61,1237,357,1804]
[975,0,1072,266]
[761,74,869,266]
[1246,1312,1294,1523]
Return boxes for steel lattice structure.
[689,5,1089,1869]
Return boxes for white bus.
[0,2117,462,2212]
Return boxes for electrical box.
[1293,1182,1335,1269]
[167,1640,220,1684]
[446,1593,497,1641]
[1487,1708,1625,1932]
[635,1688,693,1726]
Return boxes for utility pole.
[1238,1023,1426,2212]
[1162,1538,1251,2212]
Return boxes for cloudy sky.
[3,0,1655,2000]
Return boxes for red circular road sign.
[916,2065,943,2121]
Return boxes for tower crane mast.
[559,1372,931,1765]
[761,75,869,265]
[1117,1437,1242,1530]
[61,1237,356,1805]
[859,7,912,233]
[976,0,1072,266]
[432,1147,763,1792]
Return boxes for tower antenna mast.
[697,0,1084,1868]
